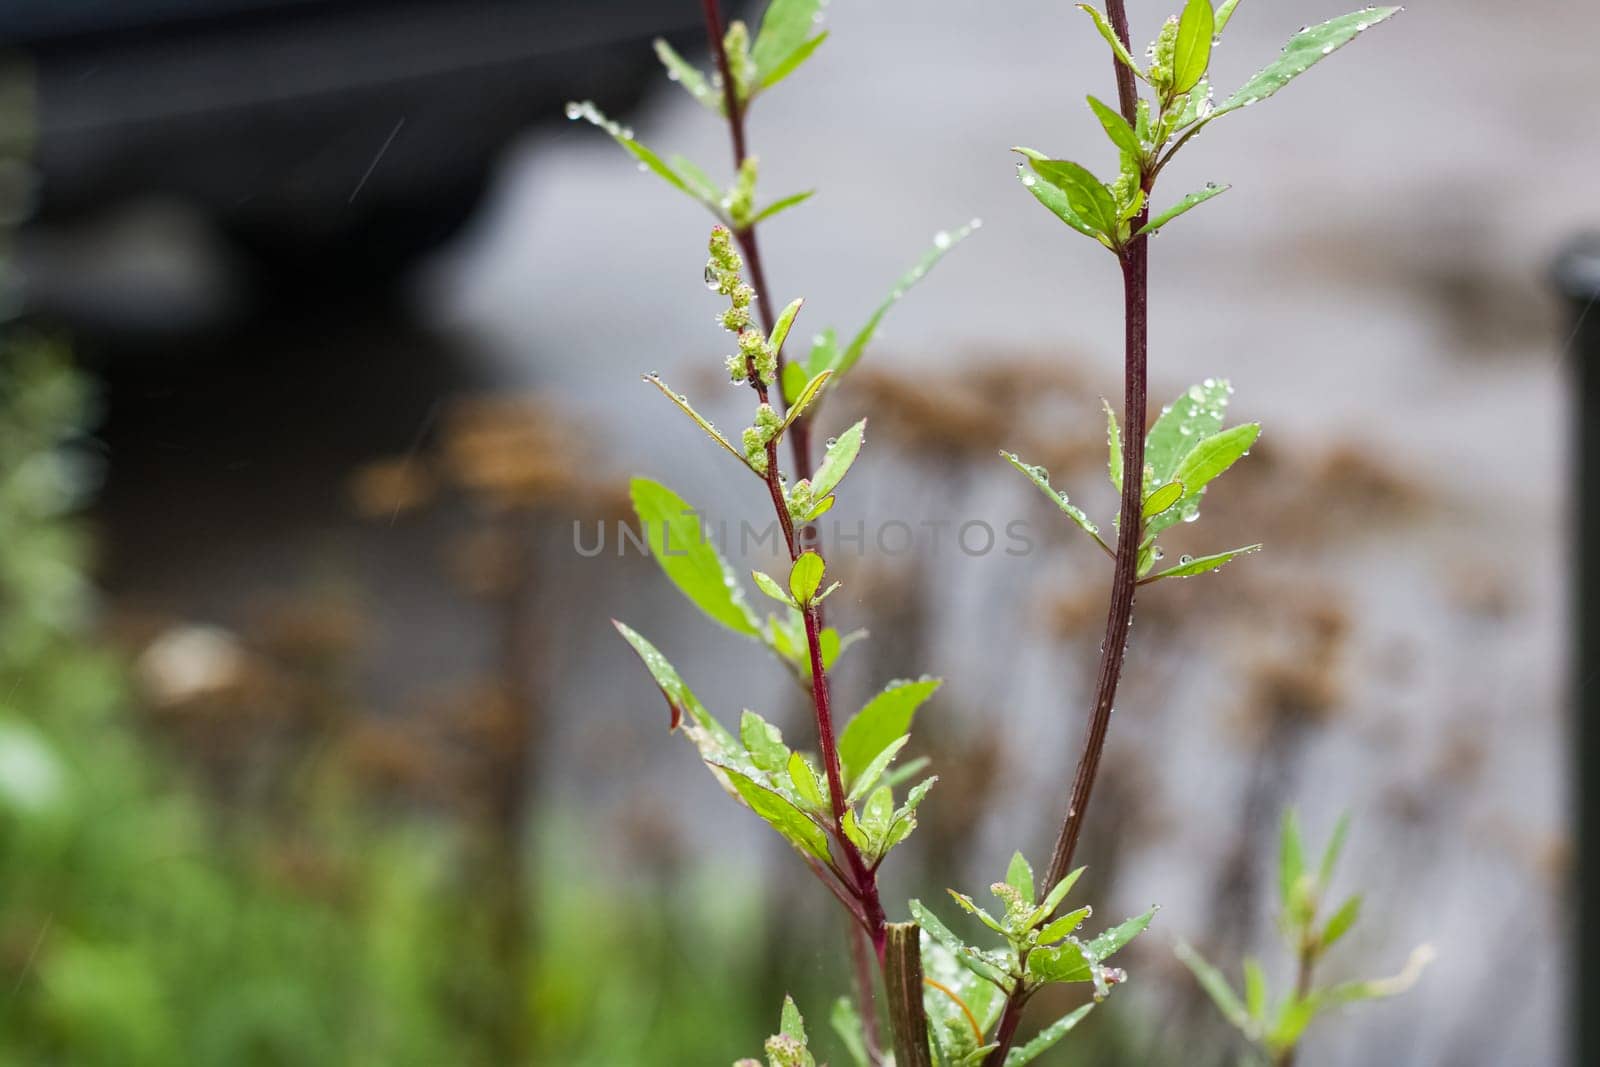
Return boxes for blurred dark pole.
[1556,235,1600,1067]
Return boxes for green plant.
[599,1,1415,1064]
[1177,810,1433,1065]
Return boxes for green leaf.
[788,551,826,604]
[846,735,910,804]
[752,569,795,605]
[1144,380,1232,486]
[645,376,756,472]
[786,751,827,812]
[1036,866,1086,920]
[780,994,808,1044]
[716,764,832,862]
[1016,150,1119,238]
[1001,451,1109,553]
[1243,957,1268,1021]
[1214,8,1401,118]
[759,31,829,92]
[781,370,832,431]
[828,220,979,381]
[1016,156,1099,240]
[909,899,1011,987]
[1037,906,1092,945]
[1137,183,1231,235]
[1075,5,1143,76]
[1176,941,1251,1031]
[613,621,732,746]
[1027,941,1092,984]
[1170,422,1259,500]
[1142,479,1185,519]
[1171,0,1216,94]
[1279,807,1306,910]
[567,101,712,205]
[838,678,941,785]
[781,362,809,406]
[770,298,806,358]
[1143,544,1261,581]
[752,0,825,85]
[670,154,721,202]
[740,709,790,773]
[1214,0,1242,33]
[1087,95,1142,158]
[652,39,717,111]
[1006,852,1036,906]
[1084,907,1156,961]
[751,190,816,226]
[1318,945,1434,1007]
[1320,894,1362,949]
[1318,811,1351,890]
[1004,1004,1094,1065]
[631,478,762,637]
[947,890,1006,936]
[1103,399,1123,493]
[882,775,937,853]
[805,328,839,378]
[810,419,865,500]
[829,997,870,1067]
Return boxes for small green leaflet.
[1001,451,1110,555]
[1142,479,1185,519]
[1215,0,1243,33]
[1176,941,1251,1031]
[1145,380,1233,486]
[652,39,717,111]
[1138,183,1230,235]
[814,219,980,382]
[1087,95,1142,159]
[770,298,805,357]
[612,621,731,744]
[1075,4,1143,77]
[1103,399,1123,493]
[751,0,827,89]
[644,375,755,473]
[1005,852,1035,905]
[1143,544,1261,581]
[846,735,909,804]
[759,31,829,93]
[752,569,794,605]
[788,551,826,604]
[630,478,762,637]
[1214,8,1401,118]
[716,763,833,862]
[810,419,865,499]
[750,190,815,226]
[837,677,941,785]
[1320,894,1362,949]
[1016,156,1099,241]
[1171,422,1259,498]
[781,370,832,431]
[1279,807,1306,909]
[1170,0,1215,95]
[1004,1004,1094,1066]
[1083,906,1156,961]
[1015,150,1119,239]
[565,100,713,208]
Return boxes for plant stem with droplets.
[702,0,813,478]
[984,2,1148,1061]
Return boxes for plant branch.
[702,0,811,476]
[1277,943,1318,1067]
[986,5,1147,1062]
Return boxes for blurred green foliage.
[0,346,786,1064]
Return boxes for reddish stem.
[701,0,811,477]
[985,4,1147,1063]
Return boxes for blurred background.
[0,0,1592,1063]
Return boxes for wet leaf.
[788,551,825,604]
[612,621,732,745]
[781,370,832,431]
[770,298,806,358]
[1087,95,1142,158]
[846,735,910,804]
[1144,544,1261,581]
[1170,422,1259,499]
[1103,399,1123,493]
[740,709,790,773]
[1171,0,1216,94]
[752,569,795,605]
[653,39,717,111]
[1142,479,1185,519]
[810,419,865,499]
[715,763,832,862]
[1004,1004,1094,1065]
[1214,8,1401,118]
[1006,852,1036,906]
[631,478,762,637]
[1015,150,1119,238]
[751,190,816,226]
[838,677,940,786]
[1001,451,1109,554]
[1076,5,1143,76]
[1138,183,1231,235]
[1215,0,1243,33]
[1145,380,1232,487]
[645,376,755,472]
[752,0,826,87]
[1084,907,1156,961]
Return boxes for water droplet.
[564,101,583,120]
[1321,44,1335,55]
[1022,174,1037,187]
[705,264,721,289]
[969,217,984,229]
[1187,384,1205,402]
[1180,506,1200,524]
[933,230,952,250]
[1179,554,1194,565]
